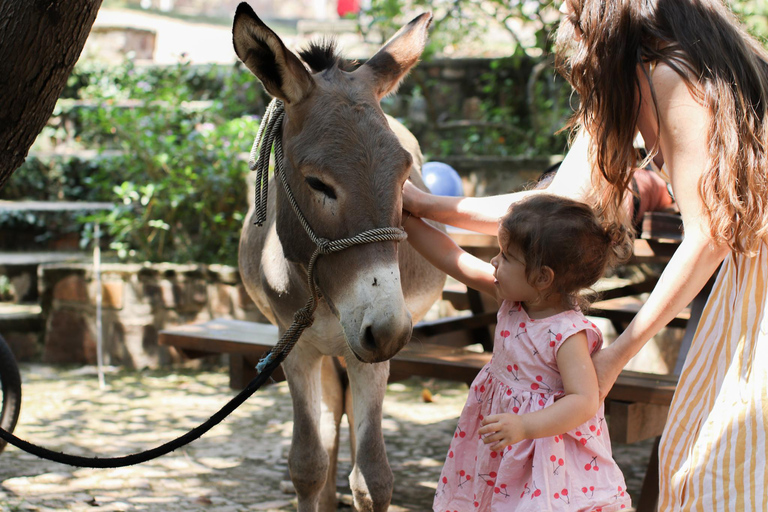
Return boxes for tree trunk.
[0,0,103,191]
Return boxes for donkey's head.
[233,4,431,363]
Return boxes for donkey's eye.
[306,177,337,199]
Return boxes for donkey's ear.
[232,3,314,104]
[359,12,432,99]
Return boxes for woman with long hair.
[403,1,768,509]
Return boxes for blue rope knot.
[255,351,276,374]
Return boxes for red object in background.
[337,0,360,17]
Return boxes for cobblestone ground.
[0,365,653,511]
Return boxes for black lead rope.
[0,355,281,468]
[0,98,406,469]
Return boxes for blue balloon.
[422,161,464,197]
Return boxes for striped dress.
[657,243,768,511]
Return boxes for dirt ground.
[0,364,653,511]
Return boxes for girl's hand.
[402,180,430,218]
[479,413,526,451]
[591,343,625,402]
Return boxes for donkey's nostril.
[362,325,376,351]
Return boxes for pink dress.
[433,301,631,512]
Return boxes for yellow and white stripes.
[658,244,768,511]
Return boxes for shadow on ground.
[0,365,650,511]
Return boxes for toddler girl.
[403,193,631,512]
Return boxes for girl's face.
[490,233,540,304]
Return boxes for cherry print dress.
[433,300,631,512]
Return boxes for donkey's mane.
[299,39,358,73]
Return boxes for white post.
[94,223,105,389]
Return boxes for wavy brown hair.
[556,0,768,255]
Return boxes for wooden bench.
[159,322,676,452]
[159,318,675,440]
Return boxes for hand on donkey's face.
[402,179,430,218]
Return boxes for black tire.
[0,333,22,453]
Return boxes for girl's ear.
[534,266,555,291]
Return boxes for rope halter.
[247,98,408,372]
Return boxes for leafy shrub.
[72,61,262,265]
[6,55,574,263]
[7,60,265,265]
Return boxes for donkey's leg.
[346,359,393,512]
[317,355,345,511]
[283,346,343,512]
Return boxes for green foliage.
[8,60,266,265]
[360,0,560,59]
[80,107,258,264]
[362,0,570,160]
[76,62,261,265]
[731,0,768,43]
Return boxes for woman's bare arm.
[402,216,498,297]
[402,182,526,235]
[403,131,595,235]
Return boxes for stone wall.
[39,262,266,369]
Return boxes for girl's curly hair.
[499,193,628,311]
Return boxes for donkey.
[233,4,446,511]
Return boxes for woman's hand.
[591,343,625,402]
[479,413,526,451]
[402,180,431,218]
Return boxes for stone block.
[10,272,33,303]
[442,67,466,80]
[106,319,172,369]
[53,275,89,303]
[208,264,240,285]
[39,262,261,368]
[160,279,176,308]
[237,284,257,311]
[43,309,94,364]
[175,279,208,314]
[4,331,41,362]
[209,283,234,317]
[95,280,124,309]
[122,323,162,369]
[141,282,164,310]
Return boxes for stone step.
[0,251,91,266]
[0,303,43,328]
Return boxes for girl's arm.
[403,216,497,297]
[403,131,595,236]
[478,331,599,449]
[592,63,730,400]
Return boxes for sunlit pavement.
[0,365,650,511]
